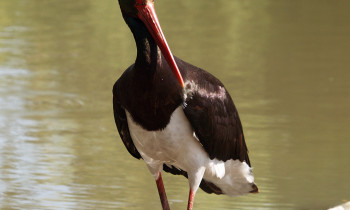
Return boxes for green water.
[1,0,350,209]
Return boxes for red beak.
[135,1,184,87]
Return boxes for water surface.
[1,0,350,209]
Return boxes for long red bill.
[135,1,184,87]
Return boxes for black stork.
[113,0,259,209]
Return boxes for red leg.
[187,189,195,210]
[156,172,170,210]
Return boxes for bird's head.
[118,0,184,87]
[118,0,153,17]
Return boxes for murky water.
[1,0,350,209]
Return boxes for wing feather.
[179,60,250,165]
[113,82,141,160]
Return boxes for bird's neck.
[124,15,161,73]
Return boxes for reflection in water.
[1,0,350,209]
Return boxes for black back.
[177,58,250,165]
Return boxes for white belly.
[126,107,208,176]
[126,106,256,196]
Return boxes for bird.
[113,0,259,209]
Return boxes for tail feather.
[250,183,259,193]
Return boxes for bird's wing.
[113,84,141,160]
[182,69,250,166]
